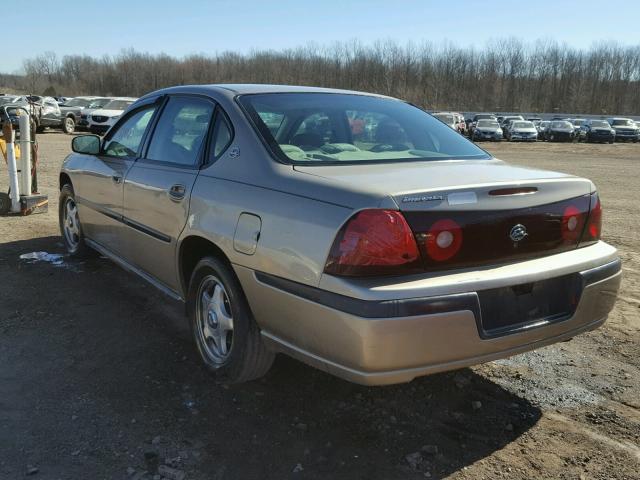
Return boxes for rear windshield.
[239,93,490,164]
[513,121,534,128]
[474,114,496,121]
[571,119,585,126]
[476,120,499,128]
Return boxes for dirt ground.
[0,133,639,480]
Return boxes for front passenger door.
[121,95,216,293]
[75,105,157,256]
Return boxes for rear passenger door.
[121,95,224,293]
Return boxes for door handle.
[168,184,186,201]
[112,175,122,184]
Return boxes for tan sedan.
[59,85,621,385]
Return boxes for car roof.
[139,84,395,102]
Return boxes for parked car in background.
[11,95,63,132]
[607,118,639,142]
[506,120,538,141]
[59,84,620,385]
[432,112,457,130]
[78,98,112,129]
[0,96,21,130]
[537,120,549,139]
[469,114,497,137]
[470,119,502,141]
[567,118,586,136]
[545,120,577,142]
[579,119,615,143]
[500,115,524,130]
[88,97,137,135]
[59,97,109,134]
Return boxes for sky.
[2,0,639,74]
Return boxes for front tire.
[59,184,93,257]
[187,256,274,383]
[63,116,75,134]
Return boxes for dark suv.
[580,120,615,143]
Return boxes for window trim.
[137,93,217,171]
[203,105,234,167]
[100,96,163,160]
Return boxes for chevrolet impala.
[59,85,621,385]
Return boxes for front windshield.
[103,99,134,110]
[476,120,499,128]
[571,119,585,126]
[513,121,534,129]
[239,93,490,164]
[612,119,634,126]
[540,121,549,127]
[0,97,17,105]
[591,120,609,128]
[474,114,495,121]
[552,121,572,128]
[433,113,455,124]
[65,98,92,107]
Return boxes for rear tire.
[59,184,93,257]
[187,256,275,383]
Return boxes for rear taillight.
[423,218,463,261]
[579,192,602,246]
[324,209,421,277]
[561,205,585,243]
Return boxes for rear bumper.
[236,242,621,385]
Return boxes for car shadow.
[0,236,541,480]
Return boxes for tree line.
[7,39,640,115]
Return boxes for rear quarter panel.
[184,174,352,287]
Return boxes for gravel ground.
[0,133,638,480]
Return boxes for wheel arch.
[178,235,232,296]
[59,172,72,190]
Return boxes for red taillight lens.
[561,205,585,243]
[324,209,421,277]
[424,218,463,261]
[579,192,602,245]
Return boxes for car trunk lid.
[294,159,594,271]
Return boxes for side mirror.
[72,134,100,155]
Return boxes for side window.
[103,107,156,157]
[146,96,213,167]
[209,112,232,161]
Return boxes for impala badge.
[509,224,528,243]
